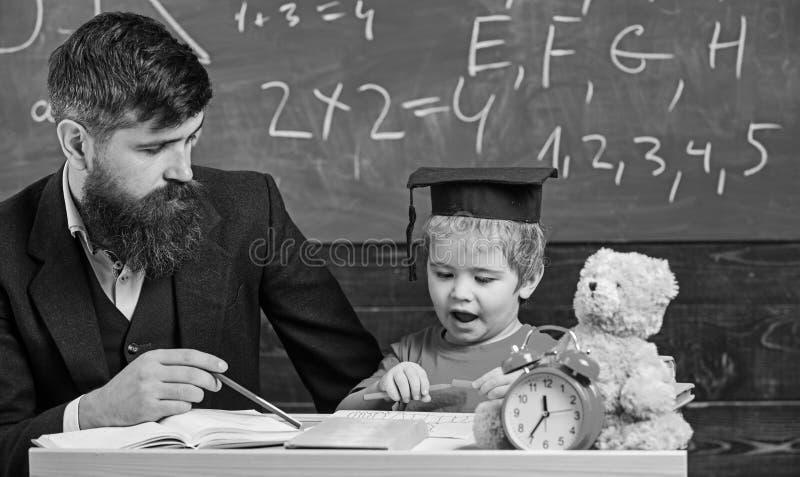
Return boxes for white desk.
[28,414,687,477]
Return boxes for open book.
[33,409,301,449]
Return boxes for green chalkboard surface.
[1,0,798,241]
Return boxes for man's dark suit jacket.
[0,166,383,476]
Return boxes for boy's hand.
[473,366,523,400]
[378,362,432,404]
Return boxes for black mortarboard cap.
[405,167,558,280]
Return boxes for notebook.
[330,410,474,439]
[284,417,428,450]
[33,409,301,449]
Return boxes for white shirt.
[61,162,146,431]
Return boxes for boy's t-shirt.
[354,323,534,412]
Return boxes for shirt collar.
[62,162,96,253]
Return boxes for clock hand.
[549,408,573,414]
[541,395,550,432]
[528,414,546,440]
[529,395,553,441]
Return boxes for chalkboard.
[1,0,798,241]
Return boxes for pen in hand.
[214,373,302,429]
[363,378,474,401]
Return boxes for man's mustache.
[126,179,205,215]
[143,179,203,202]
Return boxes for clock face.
[502,370,587,450]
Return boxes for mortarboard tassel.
[406,189,417,281]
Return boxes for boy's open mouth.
[451,311,479,323]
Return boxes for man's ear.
[56,119,91,171]
[518,267,544,300]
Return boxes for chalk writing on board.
[235,1,374,40]
[0,0,43,54]
[0,0,209,63]
[744,123,783,177]
[667,80,685,112]
[2,0,795,243]
[534,123,781,200]
[254,70,783,200]
[148,0,210,64]
[242,0,782,204]
[609,25,675,76]
[30,100,54,124]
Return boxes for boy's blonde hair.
[421,215,547,288]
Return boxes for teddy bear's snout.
[589,281,597,292]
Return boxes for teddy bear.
[473,247,693,450]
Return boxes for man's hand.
[377,362,431,404]
[79,349,228,429]
[473,366,523,400]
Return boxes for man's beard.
[79,163,205,278]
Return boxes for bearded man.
[0,12,381,476]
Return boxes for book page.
[160,409,300,448]
[331,410,474,439]
[33,422,186,449]
[673,382,695,410]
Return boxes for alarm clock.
[500,326,604,450]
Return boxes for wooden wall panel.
[325,243,800,307]
[685,402,800,477]
[263,303,800,401]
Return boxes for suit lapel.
[174,199,231,357]
[27,170,232,388]
[28,169,109,393]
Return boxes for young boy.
[338,167,557,412]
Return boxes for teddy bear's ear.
[581,247,614,277]
[593,247,615,260]
[652,257,679,299]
